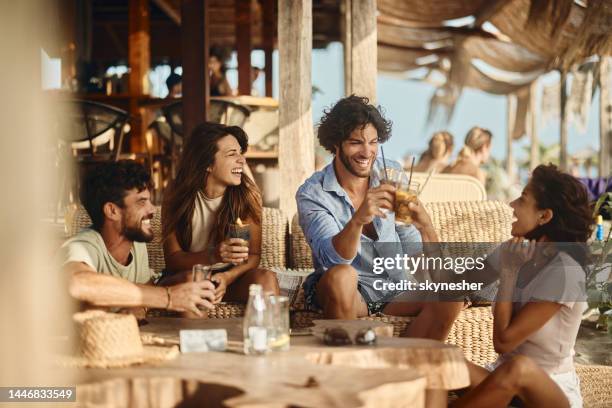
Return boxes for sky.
[232,42,603,172]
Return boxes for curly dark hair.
[528,164,593,243]
[80,160,152,230]
[317,95,392,154]
[526,164,594,267]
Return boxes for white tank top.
[189,191,223,252]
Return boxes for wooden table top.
[73,317,469,408]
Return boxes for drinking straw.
[380,146,389,181]
[418,167,436,195]
[407,156,416,186]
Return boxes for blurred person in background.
[413,131,454,173]
[443,127,492,185]
[165,72,182,98]
[209,45,233,97]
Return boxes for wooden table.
[74,318,469,408]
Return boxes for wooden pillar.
[263,0,275,97]
[235,0,252,95]
[559,71,568,172]
[599,57,612,178]
[528,80,539,170]
[278,0,314,219]
[506,94,516,182]
[59,0,77,89]
[181,0,209,141]
[342,0,377,102]
[128,0,150,153]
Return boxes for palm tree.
[519,142,560,170]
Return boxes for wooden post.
[559,71,568,172]
[263,0,275,97]
[181,0,209,142]
[59,0,77,89]
[342,0,377,102]
[236,0,252,95]
[278,0,314,219]
[599,57,612,178]
[506,94,516,182]
[128,0,150,153]
[528,80,539,170]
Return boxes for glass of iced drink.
[192,263,212,282]
[394,181,420,225]
[191,264,213,311]
[373,167,407,215]
[374,167,405,188]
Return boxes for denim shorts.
[303,272,389,316]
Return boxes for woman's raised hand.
[217,238,249,265]
[500,237,536,278]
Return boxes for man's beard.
[122,219,154,243]
[338,148,370,178]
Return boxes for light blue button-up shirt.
[296,158,423,303]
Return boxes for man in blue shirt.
[296,95,462,340]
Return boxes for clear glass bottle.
[243,284,270,355]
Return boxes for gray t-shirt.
[497,251,587,374]
[60,228,154,284]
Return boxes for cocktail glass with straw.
[394,156,419,225]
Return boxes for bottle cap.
[596,215,603,224]
[248,284,262,294]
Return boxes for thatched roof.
[377,0,611,95]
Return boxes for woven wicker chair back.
[67,206,287,272]
[291,200,514,269]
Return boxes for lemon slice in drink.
[269,334,290,349]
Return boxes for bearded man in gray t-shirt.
[61,160,214,316]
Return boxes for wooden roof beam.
[152,0,181,25]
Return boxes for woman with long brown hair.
[162,122,278,304]
[443,126,492,185]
